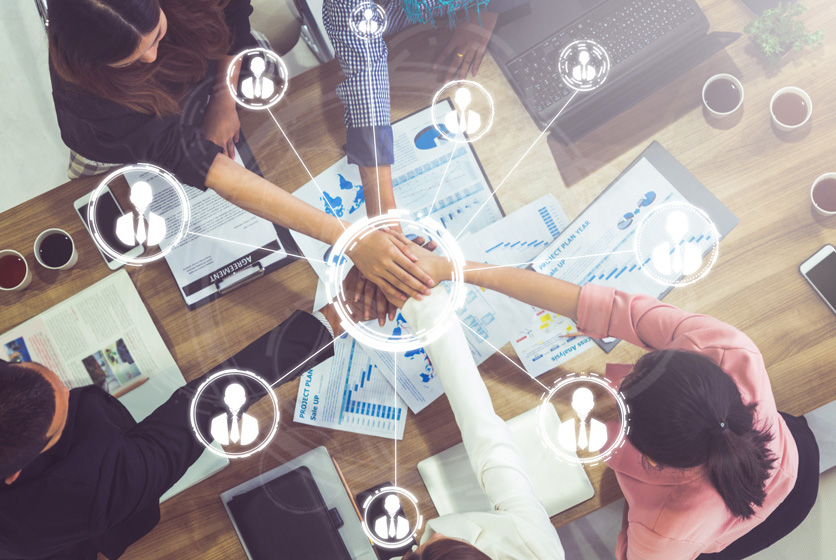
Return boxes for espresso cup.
[770,86,812,131]
[34,228,78,270]
[811,173,836,217]
[702,73,744,118]
[0,249,32,292]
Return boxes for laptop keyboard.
[507,0,701,114]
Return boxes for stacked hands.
[339,229,452,326]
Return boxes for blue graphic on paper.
[414,124,450,150]
[616,191,657,229]
[321,174,365,218]
[389,312,435,383]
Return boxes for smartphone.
[739,0,794,15]
[355,482,417,559]
[800,244,836,316]
[74,187,144,269]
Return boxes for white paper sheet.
[293,336,406,439]
[512,157,715,376]
[129,149,288,308]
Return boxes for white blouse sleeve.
[401,291,554,527]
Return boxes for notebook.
[226,466,350,560]
[221,446,377,560]
[418,404,594,517]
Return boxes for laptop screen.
[491,0,608,63]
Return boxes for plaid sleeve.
[323,0,394,165]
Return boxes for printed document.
[294,337,406,439]
[129,149,289,308]
[511,157,716,376]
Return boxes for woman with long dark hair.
[409,247,819,560]
[46,0,435,306]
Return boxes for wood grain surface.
[1,0,835,557]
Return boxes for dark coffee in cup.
[772,92,808,127]
[0,253,28,289]
[813,178,836,213]
[38,233,74,268]
[704,78,742,114]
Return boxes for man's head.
[0,361,70,485]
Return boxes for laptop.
[490,0,740,141]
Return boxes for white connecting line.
[455,89,580,241]
[270,336,339,388]
[463,250,636,272]
[363,38,384,216]
[427,143,460,216]
[186,230,327,264]
[458,319,550,392]
[266,107,346,228]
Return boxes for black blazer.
[0,311,333,560]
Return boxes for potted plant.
[744,2,823,68]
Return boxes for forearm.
[464,262,581,321]
[360,165,396,217]
[205,153,345,245]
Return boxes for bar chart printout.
[293,337,407,439]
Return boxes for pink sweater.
[576,284,799,560]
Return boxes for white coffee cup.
[811,172,836,217]
[34,228,78,270]
[0,249,32,291]
[702,73,744,118]
[770,86,812,131]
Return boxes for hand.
[343,267,396,327]
[433,11,498,81]
[354,235,438,325]
[203,94,240,158]
[346,228,435,306]
[410,242,453,285]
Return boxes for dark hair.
[47,0,231,116]
[402,539,490,560]
[0,362,56,479]
[621,350,776,519]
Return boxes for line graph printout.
[452,194,570,362]
[293,336,406,439]
[461,194,569,267]
[511,157,716,376]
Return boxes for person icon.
[241,55,276,101]
[210,383,259,446]
[115,181,166,248]
[444,87,482,136]
[557,388,607,453]
[571,49,598,83]
[651,210,702,276]
[357,7,380,35]
[373,494,410,541]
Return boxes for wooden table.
[2,0,835,557]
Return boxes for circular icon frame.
[325,211,467,352]
[538,373,629,466]
[87,163,190,266]
[633,202,720,287]
[431,79,495,144]
[226,47,289,111]
[558,39,611,92]
[361,486,423,550]
[350,1,388,40]
[189,369,279,459]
